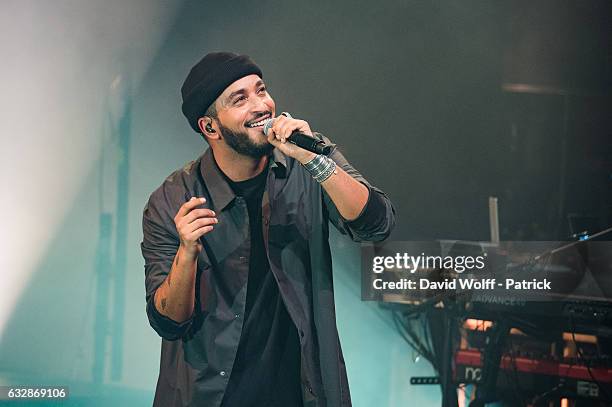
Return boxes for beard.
[219,122,273,159]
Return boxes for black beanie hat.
[181,52,263,132]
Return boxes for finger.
[185,217,218,232]
[176,197,206,218]
[273,114,288,126]
[271,115,287,137]
[267,126,280,145]
[289,119,310,136]
[272,122,291,142]
[296,119,310,134]
[187,225,214,241]
[276,119,306,140]
[183,208,216,224]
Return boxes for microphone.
[263,114,333,155]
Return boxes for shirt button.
[234,313,241,319]
[305,381,314,395]
[220,371,227,377]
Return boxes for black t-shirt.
[220,165,303,407]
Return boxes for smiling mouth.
[245,113,271,129]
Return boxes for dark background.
[144,0,612,241]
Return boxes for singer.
[141,52,395,407]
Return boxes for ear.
[198,116,220,141]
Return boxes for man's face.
[214,74,275,158]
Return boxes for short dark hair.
[204,101,217,119]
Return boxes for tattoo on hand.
[161,297,167,310]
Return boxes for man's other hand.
[174,197,217,259]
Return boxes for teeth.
[246,117,269,128]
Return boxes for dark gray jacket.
[142,135,395,407]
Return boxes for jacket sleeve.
[317,134,396,242]
[141,191,193,340]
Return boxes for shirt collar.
[270,147,287,177]
[199,147,287,212]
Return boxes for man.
[141,52,395,407]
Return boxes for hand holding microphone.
[263,112,333,157]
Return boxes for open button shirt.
[141,134,396,407]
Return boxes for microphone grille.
[263,118,275,136]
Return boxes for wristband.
[303,154,337,183]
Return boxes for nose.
[250,95,270,112]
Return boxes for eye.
[257,86,267,94]
[233,95,246,105]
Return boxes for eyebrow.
[225,80,265,102]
